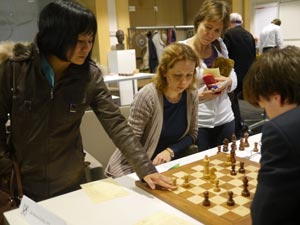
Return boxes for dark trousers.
[230,91,243,138]
[263,46,277,53]
[196,120,235,152]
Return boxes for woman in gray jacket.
[106,43,199,178]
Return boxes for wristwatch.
[166,148,174,158]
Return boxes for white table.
[4,133,262,225]
[104,73,154,105]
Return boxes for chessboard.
[136,153,260,225]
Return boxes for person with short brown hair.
[244,46,300,225]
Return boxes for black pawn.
[238,161,245,174]
[202,191,211,206]
[230,163,237,175]
[227,191,235,206]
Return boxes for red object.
[203,74,217,90]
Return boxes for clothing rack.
[127,25,194,49]
[130,25,194,30]
[127,25,194,72]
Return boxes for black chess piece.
[202,191,211,206]
[223,138,229,152]
[230,163,237,175]
[227,191,235,206]
[217,145,221,154]
[241,176,250,197]
[238,161,245,173]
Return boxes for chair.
[80,106,130,180]
[247,111,268,134]
[239,99,267,135]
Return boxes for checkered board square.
[136,153,260,225]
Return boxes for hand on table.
[143,172,176,190]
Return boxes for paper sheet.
[80,178,128,203]
[134,211,194,225]
[203,68,220,77]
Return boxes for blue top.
[40,54,55,87]
[152,91,193,159]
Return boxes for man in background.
[258,18,283,53]
[223,13,256,137]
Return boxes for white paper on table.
[134,211,194,225]
[80,177,128,203]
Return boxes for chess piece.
[230,163,237,175]
[227,191,235,206]
[230,148,236,164]
[182,175,190,188]
[244,132,250,147]
[210,167,217,183]
[231,142,236,152]
[239,137,245,150]
[202,191,211,206]
[217,145,221,154]
[238,161,245,174]
[231,133,236,142]
[172,177,178,190]
[203,155,210,179]
[223,138,229,152]
[253,142,259,152]
[241,176,250,197]
[172,177,177,186]
[213,179,220,192]
[225,155,232,167]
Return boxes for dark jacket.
[223,26,256,94]
[0,42,157,201]
[251,107,300,225]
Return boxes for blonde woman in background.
[106,43,199,178]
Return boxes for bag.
[0,160,23,225]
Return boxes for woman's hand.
[198,89,221,102]
[143,173,176,190]
[152,149,173,166]
[213,76,232,93]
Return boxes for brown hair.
[193,0,230,33]
[272,18,281,26]
[243,46,300,107]
[153,43,199,92]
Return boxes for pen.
[168,163,180,170]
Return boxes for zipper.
[50,88,54,99]
[46,86,54,197]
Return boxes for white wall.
[279,0,300,46]
[253,0,300,47]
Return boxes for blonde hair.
[153,43,198,92]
